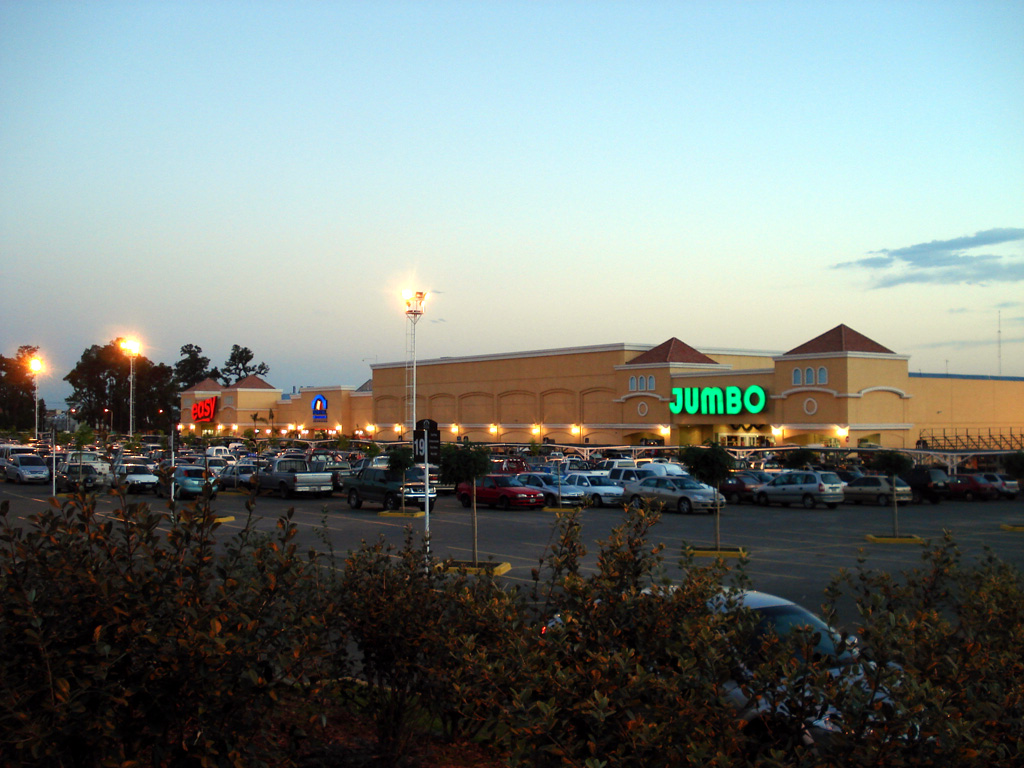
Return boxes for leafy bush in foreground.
[0,493,334,767]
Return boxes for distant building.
[178,325,1024,451]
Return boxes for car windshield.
[18,456,45,466]
[755,604,846,664]
[672,477,702,489]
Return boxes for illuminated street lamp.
[120,338,141,436]
[28,355,44,440]
[402,290,428,434]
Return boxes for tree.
[870,450,914,537]
[0,346,39,430]
[387,447,415,510]
[439,443,493,564]
[782,447,817,469]
[681,442,735,550]
[65,339,178,433]
[173,344,220,390]
[1005,451,1024,480]
[219,345,269,385]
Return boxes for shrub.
[0,493,333,767]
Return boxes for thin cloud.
[834,227,1024,287]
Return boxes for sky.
[2,1,1022,409]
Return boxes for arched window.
[805,367,815,385]
[638,376,647,391]
[647,375,655,391]
[817,367,828,385]
[629,376,636,391]
[792,368,802,386]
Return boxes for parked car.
[624,475,725,515]
[56,463,103,493]
[949,473,1000,502]
[900,467,951,504]
[456,474,544,510]
[721,471,773,504]
[755,470,844,509]
[111,462,159,493]
[517,472,587,507]
[842,475,912,506]
[563,472,627,508]
[156,466,219,501]
[4,453,50,484]
[979,472,1019,500]
[218,462,257,490]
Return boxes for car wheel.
[591,494,602,507]
[629,495,642,508]
[911,490,923,504]
[728,492,742,504]
[756,492,769,506]
[383,493,399,511]
[459,494,471,508]
[802,494,816,510]
[497,495,510,510]
[877,494,889,507]
[347,489,362,509]
[279,483,291,499]
[678,497,693,515]
[545,493,556,508]
[964,491,974,502]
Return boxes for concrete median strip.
[999,524,1024,532]
[865,534,923,544]
[687,546,747,558]
[378,510,425,518]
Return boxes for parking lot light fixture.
[119,338,141,436]
[28,356,44,439]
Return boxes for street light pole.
[403,290,429,537]
[28,356,43,440]
[120,339,140,437]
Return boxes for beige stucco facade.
[178,326,1024,452]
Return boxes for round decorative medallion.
[803,397,818,416]
[637,401,648,417]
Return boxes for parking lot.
[3,482,1023,628]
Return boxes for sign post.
[413,419,440,542]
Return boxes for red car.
[949,473,1000,501]
[456,474,545,509]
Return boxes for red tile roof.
[628,338,718,366]
[182,377,222,393]
[784,325,895,356]
[224,375,277,390]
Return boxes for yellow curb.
[999,524,1024,532]
[213,516,235,523]
[378,510,425,518]
[439,561,512,576]
[688,547,748,558]
[865,534,923,544]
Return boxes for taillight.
[819,483,826,492]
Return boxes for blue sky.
[2,1,1022,407]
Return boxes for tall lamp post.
[120,338,141,437]
[28,355,44,440]
[403,289,429,538]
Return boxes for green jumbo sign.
[668,385,767,416]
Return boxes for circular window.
[803,397,818,416]
[637,402,648,417]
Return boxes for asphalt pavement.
[3,482,1023,630]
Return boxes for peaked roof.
[784,324,895,356]
[182,377,222,393]
[224,375,277,390]
[627,338,718,366]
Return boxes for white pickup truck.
[256,457,334,498]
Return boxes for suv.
[900,467,951,504]
[755,470,844,509]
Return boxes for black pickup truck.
[344,467,438,511]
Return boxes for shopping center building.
[178,324,1024,453]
